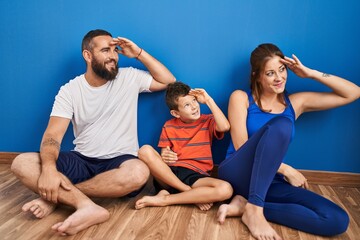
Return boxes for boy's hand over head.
[189,89,212,104]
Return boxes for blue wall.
[1,1,359,173]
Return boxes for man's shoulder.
[62,74,84,88]
[115,67,151,86]
[116,67,146,77]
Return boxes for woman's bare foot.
[22,198,56,218]
[217,195,247,224]
[241,203,282,240]
[135,190,170,209]
[51,201,109,236]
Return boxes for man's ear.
[83,50,92,63]
[170,110,180,118]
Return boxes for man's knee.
[121,160,150,189]
[11,153,40,178]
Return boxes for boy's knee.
[216,181,233,200]
[138,145,156,162]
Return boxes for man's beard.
[91,58,119,81]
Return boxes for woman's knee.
[268,116,293,140]
[324,207,349,236]
[308,204,349,236]
[270,116,292,129]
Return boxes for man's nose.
[110,49,118,59]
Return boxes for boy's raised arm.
[189,89,230,132]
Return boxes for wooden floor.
[0,163,359,240]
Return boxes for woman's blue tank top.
[225,91,296,159]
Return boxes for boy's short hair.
[166,82,191,110]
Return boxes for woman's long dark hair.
[250,43,287,112]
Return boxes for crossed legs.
[11,152,149,235]
[217,116,293,240]
[135,145,233,210]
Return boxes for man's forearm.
[136,49,175,84]
[40,136,61,170]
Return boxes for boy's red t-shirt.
[158,114,224,175]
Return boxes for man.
[11,29,175,235]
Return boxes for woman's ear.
[170,110,180,119]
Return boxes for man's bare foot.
[241,203,282,240]
[217,195,247,224]
[51,202,109,236]
[196,202,213,211]
[135,190,170,209]
[22,198,56,218]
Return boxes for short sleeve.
[50,84,73,119]
[208,115,224,140]
[128,67,152,93]
[158,126,172,148]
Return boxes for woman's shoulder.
[288,92,310,119]
[230,89,249,100]
[229,89,250,108]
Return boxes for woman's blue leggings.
[218,117,349,236]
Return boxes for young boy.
[135,82,233,211]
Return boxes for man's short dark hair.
[165,82,191,110]
[82,29,112,52]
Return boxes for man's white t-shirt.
[51,67,152,159]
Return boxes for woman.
[217,43,360,240]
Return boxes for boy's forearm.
[205,98,230,132]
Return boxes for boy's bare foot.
[22,198,56,218]
[196,202,213,211]
[51,201,109,236]
[135,190,170,209]
[241,203,282,240]
[217,195,247,224]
